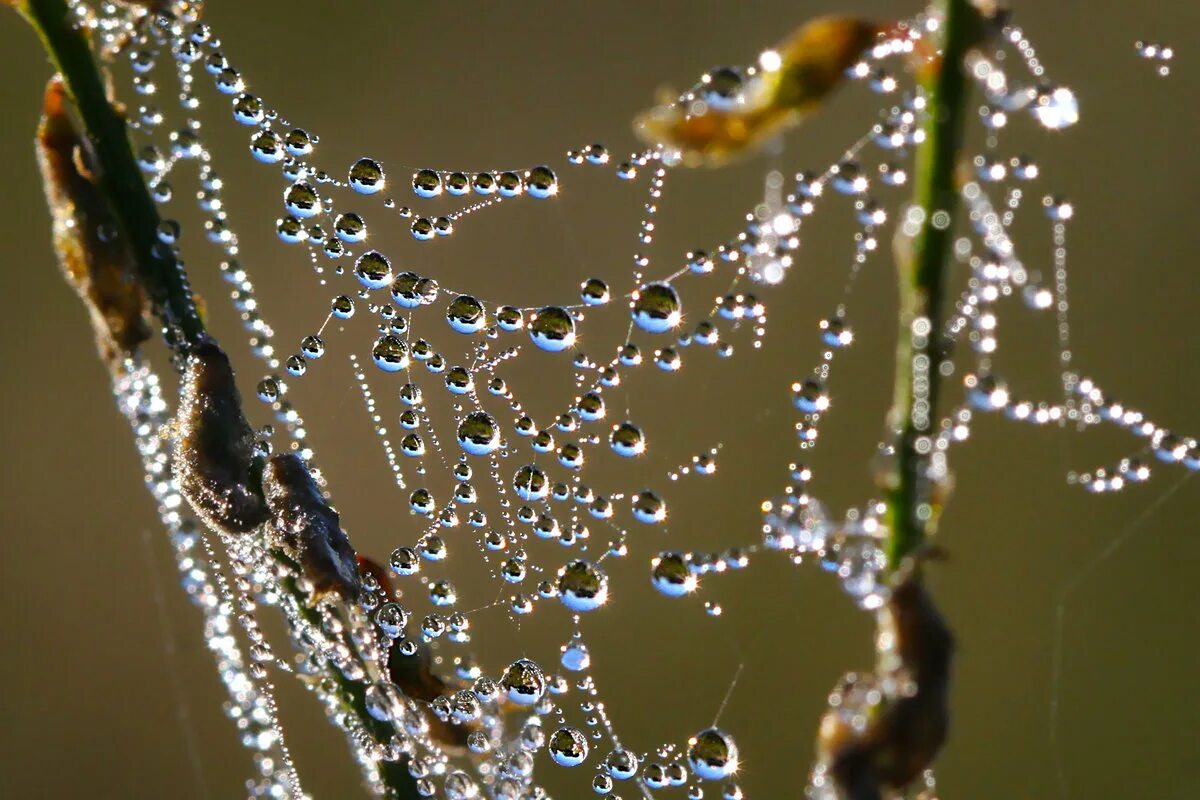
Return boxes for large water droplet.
[549,726,589,767]
[354,250,392,290]
[446,294,486,334]
[457,412,500,456]
[651,552,697,597]
[349,158,385,194]
[525,165,559,199]
[500,658,546,705]
[687,728,739,780]
[372,335,410,372]
[556,559,609,612]
[529,307,576,352]
[632,282,682,333]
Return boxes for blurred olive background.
[2,1,1198,798]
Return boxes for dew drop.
[529,307,576,352]
[557,559,609,612]
[687,729,739,780]
[580,278,611,306]
[372,334,410,372]
[500,658,546,705]
[632,490,667,524]
[651,551,697,597]
[349,158,385,194]
[525,165,559,199]
[549,726,589,767]
[610,422,646,457]
[334,212,367,243]
[283,181,321,218]
[513,464,549,501]
[446,294,486,334]
[632,282,683,333]
[457,412,500,456]
[354,250,393,290]
[412,168,442,198]
[1032,86,1079,130]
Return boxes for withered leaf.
[819,580,953,798]
[262,453,361,601]
[36,76,150,370]
[634,17,882,166]
[175,338,268,535]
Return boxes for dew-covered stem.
[885,0,972,570]
[16,0,206,348]
[15,4,420,795]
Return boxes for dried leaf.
[174,338,268,535]
[36,76,150,369]
[385,615,475,752]
[262,453,361,601]
[634,17,882,166]
[817,580,953,798]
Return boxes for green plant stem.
[15,3,418,796]
[885,0,972,570]
[17,0,205,348]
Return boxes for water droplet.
[632,490,667,523]
[457,412,500,455]
[331,295,355,319]
[389,547,419,579]
[560,641,590,671]
[500,658,546,705]
[529,307,576,352]
[372,334,410,372]
[375,602,409,637]
[633,282,683,333]
[446,294,486,334]
[605,749,639,780]
[284,181,321,218]
[471,172,496,195]
[610,422,646,457]
[513,464,549,501]
[283,128,312,157]
[651,552,697,596]
[354,250,392,290]
[349,158,385,194]
[334,212,367,243]
[687,728,739,781]
[249,129,283,163]
[1032,86,1079,130]
[557,559,609,612]
[580,278,611,306]
[525,165,559,199]
[232,93,264,125]
[549,726,589,767]
[412,168,442,198]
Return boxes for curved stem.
[14,2,419,796]
[885,0,972,570]
[17,0,206,348]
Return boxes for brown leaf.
[634,17,883,166]
[174,339,269,535]
[262,453,361,601]
[36,76,151,370]
[817,580,953,797]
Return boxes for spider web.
[62,2,1199,799]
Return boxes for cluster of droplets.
[111,357,303,797]
[1135,40,1174,77]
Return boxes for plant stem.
[15,3,419,796]
[17,0,206,348]
[885,0,972,570]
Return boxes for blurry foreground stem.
[885,0,972,570]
